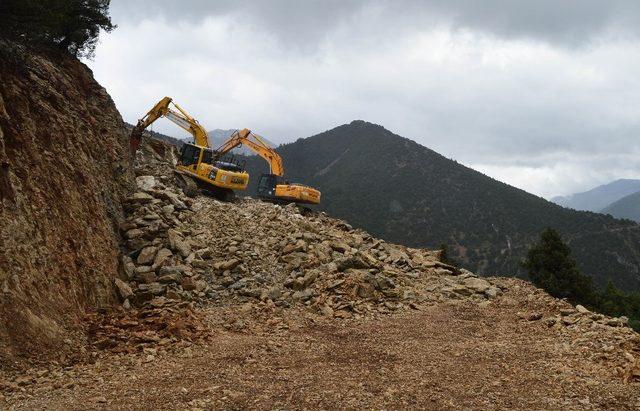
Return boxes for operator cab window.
[202,149,213,165]
[181,144,201,166]
[258,174,276,196]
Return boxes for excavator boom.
[216,129,284,176]
[130,96,209,149]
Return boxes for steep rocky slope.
[240,121,640,290]
[0,136,638,409]
[0,43,133,364]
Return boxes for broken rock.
[136,175,157,191]
[137,246,158,265]
[153,248,173,268]
[114,278,134,301]
[463,277,491,294]
[214,258,241,271]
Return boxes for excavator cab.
[175,143,248,198]
[257,174,281,199]
[130,97,249,201]
[179,143,201,167]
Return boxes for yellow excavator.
[216,129,321,205]
[130,97,249,200]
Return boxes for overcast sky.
[89,0,640,198]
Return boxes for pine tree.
[522,228,597,306]
[439,243,454,265]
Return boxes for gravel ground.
[2,296,639,410]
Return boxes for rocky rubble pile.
[87,303,209,355]
[107,137,510,317]
[117,172,508,318]
[492,280,640,382]
[106,136,639,382]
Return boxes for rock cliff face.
[0,43,134,364]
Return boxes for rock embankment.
[117,155,504,316]
[0,42,134,364]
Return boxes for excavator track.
[202,184,236,202]
[173,171,199,198]
[174,170,238,202]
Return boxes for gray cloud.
[92,1,640,198]
[109,0,640,47]
[416,0,640,46]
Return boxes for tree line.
[0,0,114,58]
[523,228,640,330]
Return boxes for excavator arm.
[216,128,320,205]
[216,129,284,176]
[130,96,210,150]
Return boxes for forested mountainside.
[240,121,640,290]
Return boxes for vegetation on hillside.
[239,120,640,291]
[0,0,114,58]
[524,228,640,330]
[522,228,597,305]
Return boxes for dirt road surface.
[2,297,638,410]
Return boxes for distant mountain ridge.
[552,179,640,212]
[238,120,640,291]
[207,129,239,150]
[602,191,640,222]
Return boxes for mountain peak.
[347,119,386,130]
[240,122,640,291]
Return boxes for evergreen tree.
[0,0,115,58]
[439,243,455,266]
[523,230,640,331]
[599,280,623,314]
[522,228,597,305]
